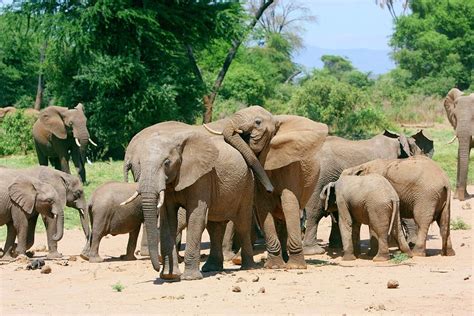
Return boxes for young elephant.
[342,156,455,257]
[320,175,412,261]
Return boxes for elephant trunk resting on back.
[302,130,434,255]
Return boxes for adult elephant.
[302,130,434,255]
[33,103,96,183]
[122,121,255,281]
[444,88,474,201]
[0,169,63,258]
[205,106,328,269]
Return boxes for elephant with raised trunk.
[123,121,255,281]
[302,130,433,255]
[0,169,62,258]
[342,156,455,257]
[205,106,328,269]
[444,88,474,201]
[320,174,412,261]
[33,103,97,183]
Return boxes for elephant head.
[205,106,328,192]
[8,176,64,241]
[383,130,434,158]
[122,130,218,272]
[443,88,474,200]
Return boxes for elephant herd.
[0,88,472,283]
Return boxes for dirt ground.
[1,187,473,315]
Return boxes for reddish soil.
[1,187,473,315]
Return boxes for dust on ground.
[1,187,473,315]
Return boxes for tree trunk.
[34,41,48,111]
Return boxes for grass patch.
[450,217,471,230]
[390,252,410,264]
[111,282,125,292]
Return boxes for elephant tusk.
[447,135,457,144]
[157,190,165,209]
[75,138,81,147]
[329,212,337,224]
[120,191,139,206]
[203,124,223,135]
[88,138,98,147]
[86,157,92,165]
[78,208,84,216]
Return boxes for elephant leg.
[235,204,256,270]
[26,213,39,251]
[13,217,28,256]
[222,221,236,261]
[258,209,285,269]
[302,190,326,255]
[368,227,378,257]
[275,219,289,262]
[412,205,434,257]
[401,218,417,249]
[436,208,455,256]
[352,222,361,258]
[329,212,343,249]
[370,218,390,261]
[281,189,306,269]
[202,221,226,272]
[49,157,61,170]
[71,151,86,183]
[35,142,48,166]
[43,215,62,259]
[337,201,355,261]
[121,227,139,261]
[2,223,17,259]
[59,156,71,174]
[88,230,105,263]
[181,202,207,281]
[454,138,471,200]
[159,204,181,280]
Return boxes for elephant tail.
[388,198,398,237]
[391,199,412,256]
[440,186,451,255]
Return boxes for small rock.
[345,287,350,289]
[387,279,399,289]
[270,277,276,280]
[251,275,259,282]
[460,243,465,247]
[26,258,45,270]
[461,202,471,210]
[231,273,236,276]
[464,275,471,280]
[69,255,77,262]
[297,271,304,275]
[55,260,69,266]
[232,286,241,293]
[41,265,52,274]
[258,287,265,293]
[377,304,386,311]
[236,277,246,283]
[176,295,185,300]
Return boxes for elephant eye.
[47,198,53,204]
[255,118,262,126]
[164,159,171,167]
[73,191,81,199]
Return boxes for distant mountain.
[293,46,395,75]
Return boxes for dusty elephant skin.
[342,156,455,257]
[0,106,39,122]
[0,166,87,259]
[32,103,95,183]
[207,106,328,269]
[0,168,62,258]
[302,130,433,255]
[123,121,255,281]
[320,174,412,261]
[444,88,474,201]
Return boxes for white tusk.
[75,138,81,147]
[329,212,337,224]
[120,191,139,206]
[88,138,98,147]
[79,208,84,216]
[53,214,57,219]
[87,157,92,165]
[447,135,457,144]
[157,190,165,209]
[203,124,223,135]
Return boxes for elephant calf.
[320,175,412,261]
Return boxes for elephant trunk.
[79,205,91,241]
[223,125,274,193]
[52,210,64,241]
[456,134,471,200]
[142,192,161,272]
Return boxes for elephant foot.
[80,251,90,261]
[264,253,286,269]
[88,255,104,263]
[160,272,182,282]
[442,248,456,256]
[454,190,469,201]
[412,248,426,257]
[285,253,307,269]
[342,254,356,261]
[202,259,223,272]
[373,253,390,262]
[47,251,63,259]
[181,269,203,281]
[303,244,325,255]
[328,241,343,249]
[367,249,377,257]
[223,251,236,262]
[120,254,137,261]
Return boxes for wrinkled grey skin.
[124,122,255,281]
[302,130,434,255]
[214,106,328,269]
[33,104,93,183]
[444,88,474,201]
[342,156,455,257]
[320,175,412,261]
[0,169,62,258]
[1,166,87,259]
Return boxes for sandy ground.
[1,187,473,315]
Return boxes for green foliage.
[0,110,35,155]
[390,0,474,95]
[450,217,471,230]
[111,282,125,292]
[220,64,265,105]
[390,252,410,264]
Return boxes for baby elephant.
[320,174,412,261]
[81,182,143,263]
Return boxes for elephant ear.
[410,130,434,157]
[383,130,411,157]
[444,88,463,129]
[174,132,219,191]
[8,176,37,214]
[264,115,328,171]
[320,182,335,211]
[39,106,68,139]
